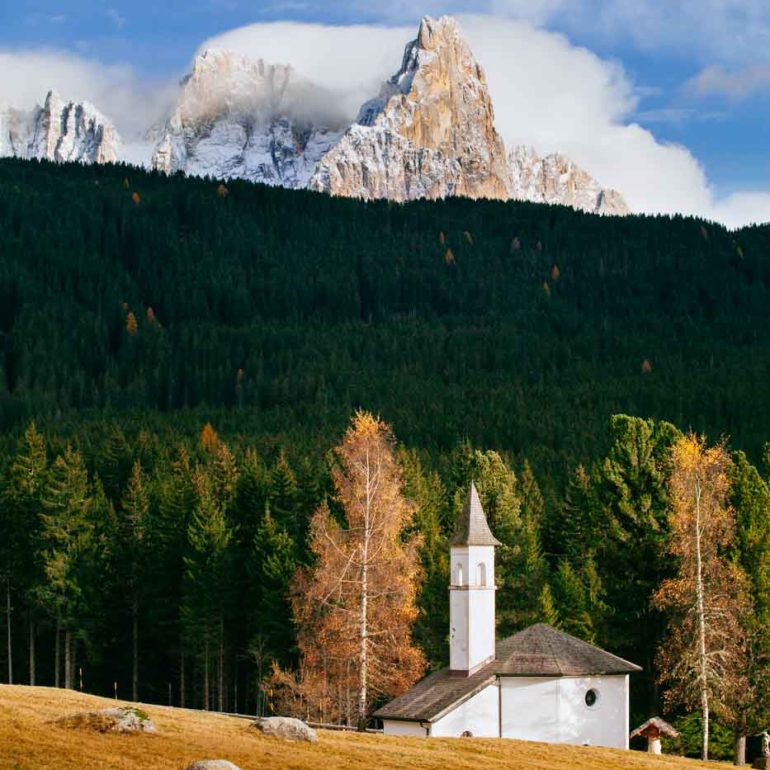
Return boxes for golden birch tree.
[652,434,750,761]
[276,411,425,728]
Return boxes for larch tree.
[287,412,425,729]
[653,434,750,761]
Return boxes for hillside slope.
[0,686,718,770]
[1,158,769,475]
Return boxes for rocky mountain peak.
[310,15,512,202]
[0,90,120,165]
[151,48,344,187]
[508,145,629,215]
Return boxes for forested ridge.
[1,158,770,758]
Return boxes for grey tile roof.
[450,482,501,547]
[373,623,641,723]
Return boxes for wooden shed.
[630,717,679,754]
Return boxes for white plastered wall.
[382,720,429,737]
[500,674,629,749]
[431,682,500,737]
[449,545,496,672]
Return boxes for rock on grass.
[54,706,155,734]
[251,716,317,743]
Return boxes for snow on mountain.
[0,91,120,164]
[509,145,629,216]
[309,16,512,202]
[151,49,344,188]
[0,18,630,216]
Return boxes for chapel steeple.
[449,482,499,674]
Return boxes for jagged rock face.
[152,49,344,188]
[309,16,512,202]
[509,145,629,216]
[0,91,120,164]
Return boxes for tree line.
[1,158,770,482]
[2,411,770,763]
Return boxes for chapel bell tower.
[449,482,500,674]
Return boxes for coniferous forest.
[1,157,770,758]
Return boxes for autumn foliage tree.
[653,435,750,761]
[273,412,425,728]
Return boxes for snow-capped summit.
[151,49,344,188]
[309,16,513,202]
[0,90,120,164]
[508,145,629,216]
[0,18,630,216]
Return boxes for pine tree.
[2,422,48,684]
[37,446,94,689]
[253,510,297,665]
[182,466,234,711]
[726,452,770,764]
[119,461,150,702]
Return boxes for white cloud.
[688,64,770,101]
[0,49,175,139]
[247,1,770,65]
[1,14,768,228]
[202,14,770,226]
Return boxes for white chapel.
[375,482,640,748]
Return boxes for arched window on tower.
[456,563,463,586]
[477,562,487,587]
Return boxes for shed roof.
[450,482,501,547]
[374,624,641,723]
[630,717,680,739]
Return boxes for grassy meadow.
[0,685,723,770]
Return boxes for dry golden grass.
[0,685,724,770]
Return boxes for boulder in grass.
[185,762,242,770]
[55,706,155,733]
[251,716,317,743]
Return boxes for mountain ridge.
[0,16,628,215]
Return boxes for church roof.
[373,624,640,723]
[450,482,501,547]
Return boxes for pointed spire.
[450,482,501,546]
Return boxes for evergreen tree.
[119,461,150,701]
[37,446,94,689]
[2,422,47,684]
[182,466,234,711]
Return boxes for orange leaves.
[283,410,426,724]
[444,248,455,265]
[542,281,551,298]
[131,191,141,205]
[216,183,229,199]
[641,359,653,374]
[199,423,220,453]
[125,311,138,336]
[551,264,561,281]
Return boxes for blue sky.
[2,0,770,223]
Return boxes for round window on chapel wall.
[585,688,600,708]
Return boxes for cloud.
[688,64,770,102]
[0,49,175,140]
[201,14,770,226]
[247,0,770,66]
[2,13,768,228]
